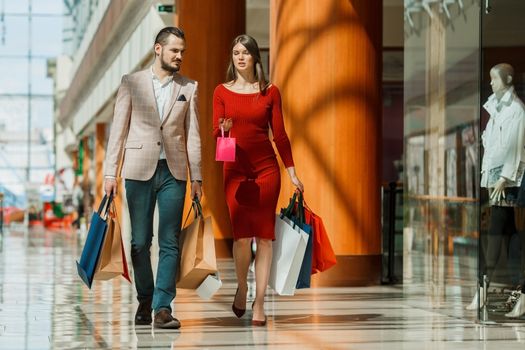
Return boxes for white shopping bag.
[269,215,309,296]
[196,273,222,300]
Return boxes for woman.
[213,34,304,326]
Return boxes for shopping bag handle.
[97,194,113,219]
[192,197,203,217]
[220,125,232,138]
[301,193,312,212]
[108,200,119,220]
[297,191,306,225]
[282,192,298,218]
[182,197,203,227]
[292,191,306,226]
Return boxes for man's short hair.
[155,27,185,46]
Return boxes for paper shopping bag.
[76,195,112,289]
[177,201,218,289]
[296,226,313,288]
[303,201,337,274]
[215,126,236,162]
[269,214,309,296]
[94,204,131,283]
[196,273,222,300]
[281,192,313,289]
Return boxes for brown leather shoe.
[135,299,152,325]
[153,309,181,329]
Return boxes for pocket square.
[177,94,187,102]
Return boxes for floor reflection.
[0,226,524,349]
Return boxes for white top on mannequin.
[481,85,525,188]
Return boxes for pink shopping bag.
[215,126,236,162]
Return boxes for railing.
[382,182,403,284]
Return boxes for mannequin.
[467,63,525,318]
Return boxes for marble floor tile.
[0,226,524,349]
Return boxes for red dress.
[213,84,295,240]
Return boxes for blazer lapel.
[161,74,182,124]
[142,70,161,122]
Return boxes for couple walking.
[103,27,303,329]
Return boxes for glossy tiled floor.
[0,225,525,349]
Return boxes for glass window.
[0,57,29,93]
[0,96,29,132]
[403,1,481,312]
[30,97,53,130]
[0,16,30,56]
[478,0,525,322]
[31,16,62,56]
[32,0,64,15]
[3,0,30,15]
[30,59,53,95]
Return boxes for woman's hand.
[219,118,233,132]
[286,166,304,192]
[291,175,304,192]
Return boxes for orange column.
[176,0,245,257]
[270,0,382,285]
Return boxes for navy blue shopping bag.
[76,194,112,289]
[281,191,313,289]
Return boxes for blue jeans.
[125,160,186,313]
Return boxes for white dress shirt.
[151,67,174,160]
[481,86,525,188]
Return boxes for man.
[104,27,202,329]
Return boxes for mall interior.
[0,0,525,348]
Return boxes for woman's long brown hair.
[226,34,269,94]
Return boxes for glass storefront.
[478,0,525,322]
[403,0,481,310]
[403,0,525,322]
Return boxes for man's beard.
[161,53,180,73]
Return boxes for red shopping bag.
[303,200,337,274]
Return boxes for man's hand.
[490,177,507,202]
[190,181,202,202]
[104,178,117,196]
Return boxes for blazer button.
[160,126,163,130]
[157,142,161,146]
